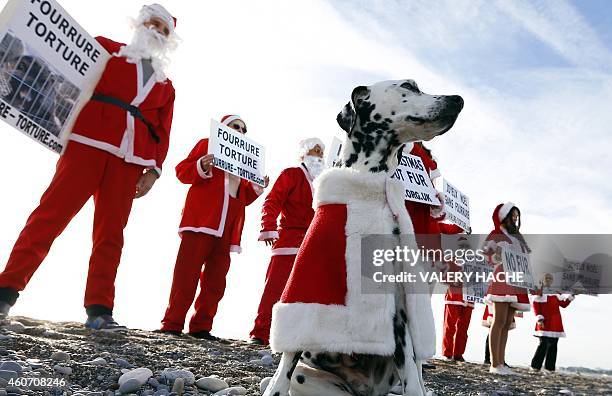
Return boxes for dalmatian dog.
[263,79,463,396]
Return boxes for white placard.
[391,154,441,205]
[443,179,471,231]
[501,247,536,290]
[209,119,266,187]
[325,136,343,167]
[0,0,110,153]
[462,260,493,304]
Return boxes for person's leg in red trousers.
[442,304,461,358]
[160,232,216,332]
[249,254,295,343]
[452,306,473,359]
[84,155,144,312]
[0,143,106,304]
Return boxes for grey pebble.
[51,351,71,361]
[118,378,141,394]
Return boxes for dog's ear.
[336,101,355,134]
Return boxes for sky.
[0,0,611,371]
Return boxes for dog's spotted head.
[337,79,463,172]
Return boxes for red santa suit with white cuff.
[0,25,175,314]
[483,202,531,312]
[441,236,474,359]
[249,158,317,343]
[161,116,264,334]
[532,294,572,338]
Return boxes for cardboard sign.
[0,0,110,153]
[443,179,471,231]
[209,119,266,187]
[325,136,342,168]
[391,154,440,205]
[462,260,493,304]
[501,247,536,290]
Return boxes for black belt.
[91,93,160,143]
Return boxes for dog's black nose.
[448,95,464,110]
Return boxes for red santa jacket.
[70,36,175,175]
[532,294,573,338]
[259,164,315,255]
[176,138,263,252]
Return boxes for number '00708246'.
[8,377,67,387]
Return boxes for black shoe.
[422,362,436,370]
[249,337,267,345]
[453,356,465,362]
[188,330,218,341]
[155,329,182,337]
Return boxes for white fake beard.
[116,25,175,82]
[303,156,325,179]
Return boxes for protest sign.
[443,179,471,231]
[0,0,110,153]
[462,260,493,304]
[391,154,440,205]
[209,119,266,187]
[501,247,536,290]
[325,136,342,168]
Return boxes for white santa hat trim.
[298,137,325,158]
[221,115,243,126]
[498,201,516,222]
[141,4,176,33]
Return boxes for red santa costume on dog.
[0,4,176,324]
[483,203,531,312]
[270,167,435,393]
[161,115,264,334]
[249,138,324,344]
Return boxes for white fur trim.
[196,156,213,179]
[485,294,518,303]
[498,202,516,222]
[299,137,325,157]
[429,168,441,180]
[230,245,242,254]
[535,331,565,338]
[221,115,242,126]
[444,300,473,307]
[142,4,175,31]
[271,248,299,256]
[271,168,434,359]
[558,293,575,301]
[178,173,230,237]
[259,231,280,241]
[532,295,548,303]
[535,315,545,322]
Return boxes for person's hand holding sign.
[200,154,215,172]
[135,169,159,198]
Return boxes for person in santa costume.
[160,115,268,340]
[248,138,325,345]
[483,202,531,375]
[442,236,475,362]
[530,274,574,372]
[0,4,178,331]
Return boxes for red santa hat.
[141,4,177,33]
[220,114,244,126]
[497,202,516,223]
[298,137,325,158]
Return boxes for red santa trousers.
[0,142,144,310]
[249,253,296,343]
[442,304,473,358]
[161,196,241,333]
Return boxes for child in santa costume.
[160,115,267,340]
[442,236,474,362]
[0,4,178,331]
[530,274,574,372]
[249,138,325,345]
[483,202,531,375]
